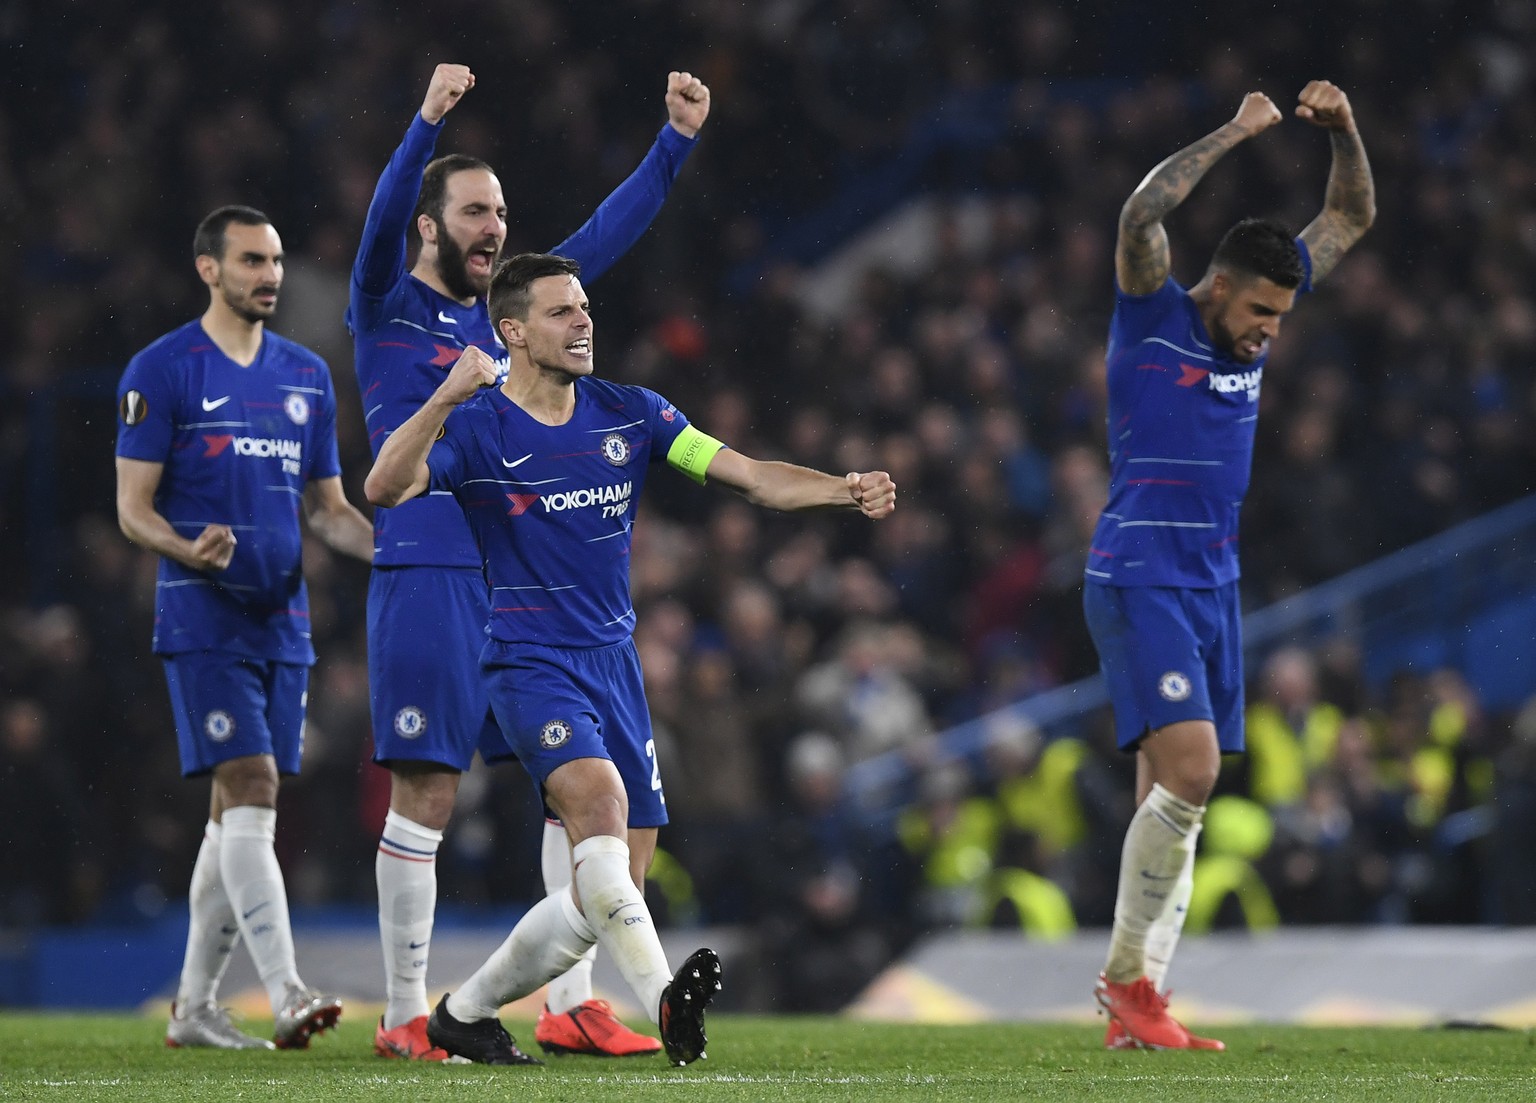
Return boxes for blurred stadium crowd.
[3,0,1535,1009]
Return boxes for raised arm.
[549,71,710,282]
[351,64,474,304]
[1117,93,1282,295]
[115,457,238,571]
[703,448,896,518]
[1295,80,1375,283]
[365,346,499,507]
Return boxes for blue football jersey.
[1086,243,1313,589]
[426,378,692,647]
[347,112,697,568]
[116,319,342,662]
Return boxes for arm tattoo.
[1119,123,1248,292]
[1303,128,1376,282]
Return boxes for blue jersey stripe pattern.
[1086,241,1312,588]
[427,378,690,647]
[115,320,342,662]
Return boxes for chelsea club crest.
[1157,671,1193,702]
[540,719,574,748]
[204,710,236,742]
[284,392,311,425]
[601,434,630,466]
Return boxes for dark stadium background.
[3,0,1534,1010]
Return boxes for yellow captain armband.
[666,424,726,485]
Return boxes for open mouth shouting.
[467,244,497,279]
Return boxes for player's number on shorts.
[646,738,662,793]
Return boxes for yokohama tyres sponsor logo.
[1177,363,1262,400]
[202,434,303,460]
[1206,367,1262,397]
[541,480,632,513]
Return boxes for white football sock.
[541,819,596,1014]
[377,810,443,1029]
[1145,823,1201,991]
[175,821,240,1010]
[219,805,301,1011]
[1104,783,1204,984]
[447,887,596,1022]
[571,835,671,1024]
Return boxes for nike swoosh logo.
[608,903,638,919]
[202,396,232,411]
[241,901,271,920]
[408,940,428,949]
[437,311,457,325]
[1140,871,1178,880]
[502,454,533,469]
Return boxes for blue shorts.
[481,636,667,828]
[161,652,308,777]
[1083,581,1245,754]
[367,566,511,771]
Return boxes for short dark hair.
[193,205,271,263]
[413,154,495,231]
[488,253,583,328]
[1211,218,1304,289]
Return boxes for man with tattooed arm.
[1082,81,1375,1050]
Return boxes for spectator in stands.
[1241,646,1347,810]
[0,699,100,927]
[796,619,936,769]
[1489,695,1536,923]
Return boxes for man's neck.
[1187,278,1222,340]
[501,368,577,426]
[200,305,264,367]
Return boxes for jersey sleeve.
[349,113,444,330]
[425,410,472,494]
[115,351,178,462]
[638,387,714,475]
[547,125,698,283]
[1295,236,1315,296]
[308,361,344,482]
[1111,275,1185,337]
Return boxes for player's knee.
[1181,767,1219,805]
[389,764,460,828]
[1157,757,1219,806]
[563,791,628,841]
[1144,722,1221,803]
[213,756,280,809]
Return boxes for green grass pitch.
[2,1013,1534,1102]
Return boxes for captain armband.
[666,424,726,485]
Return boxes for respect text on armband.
[677,435,706,472]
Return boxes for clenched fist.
[847,470,897,519]
[440,346,501,405]
[1231,92,1282,137]
[666,71,711,138]
[189,523,237,571]
[1295,80,1356,132]
[422,63,475,126]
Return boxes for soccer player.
[365,252,896,1065]
[349,63,710,1061]
[116,205,376,1050]
[1084,81,1374,1049]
